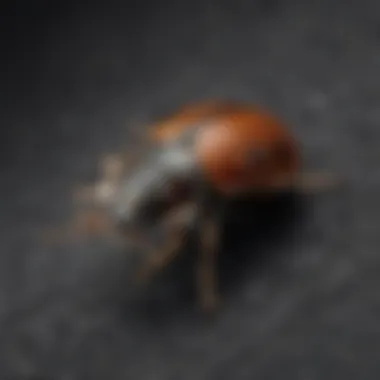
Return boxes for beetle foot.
[200,291,221,314]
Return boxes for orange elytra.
[149,101,301,196]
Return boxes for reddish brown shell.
[148,101,244,142]
[150,101,301,195]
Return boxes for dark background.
[1,0,380,379]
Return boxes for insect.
[47,101,339,313]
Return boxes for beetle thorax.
[111,144,200,231]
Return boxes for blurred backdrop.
[0,0,380,379]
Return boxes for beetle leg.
[268,172,342,195]
[136,230,185,284]
[37,208,114,245]
[73,152,130,205]
[136,203,198,284]
[196,195,225,313]
[72,181,117,208]
[293,172,343,193]
[99,153,126,181]
[72,153,128,207]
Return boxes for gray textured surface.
[1,0,380,379]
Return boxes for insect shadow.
[219,192,307,295]
[127,191,308,322]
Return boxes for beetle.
[48,100,339,313]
